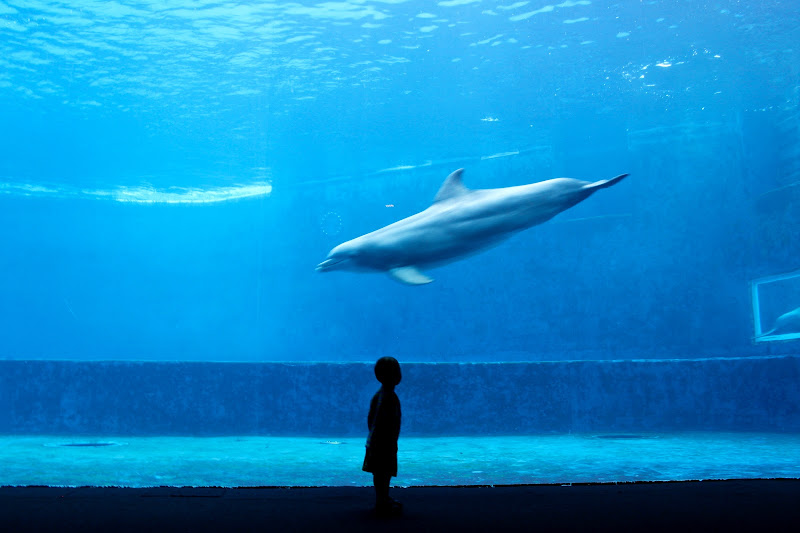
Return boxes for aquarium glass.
[1,0,798,363]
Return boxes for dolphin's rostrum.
[317,168,629,285]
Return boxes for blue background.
[1,0,798,362]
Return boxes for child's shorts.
[362,447,397,477]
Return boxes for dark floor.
[2,479,799,532]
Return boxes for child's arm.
[367,392,380,431]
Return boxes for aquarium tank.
[0,0,798,488]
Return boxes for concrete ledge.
[1,356,799,435]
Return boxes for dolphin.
[758,306,800,338]
[316,168,629,285]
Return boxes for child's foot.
[375,497,403,517]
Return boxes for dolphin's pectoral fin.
[433,168,470,203]
[389,266,434,285]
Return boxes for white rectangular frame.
[751,269,800,342]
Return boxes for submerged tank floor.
[1,433,798,487]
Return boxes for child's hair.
[374,357,402,386]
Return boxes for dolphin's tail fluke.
[584,173,629,190]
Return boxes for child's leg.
[373,473,390,505]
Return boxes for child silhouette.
[362,357,402,516]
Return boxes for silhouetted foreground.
[1,480,798,532]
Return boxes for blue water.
[1,1,799,364]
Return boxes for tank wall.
[2,357,798,436]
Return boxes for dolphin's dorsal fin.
[389,266,433,285]
[434,168,469,203]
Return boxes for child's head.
[374,356,402,387]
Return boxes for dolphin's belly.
[362,213,523,269]
[403,231,506,267]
